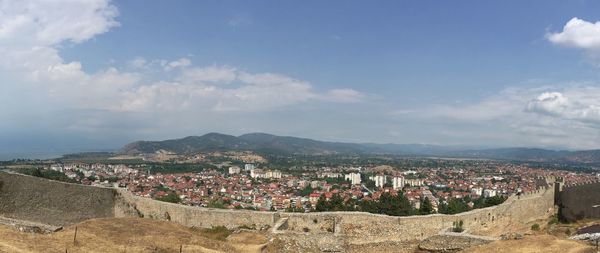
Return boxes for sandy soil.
[0,217,268,253]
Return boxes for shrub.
[452,220,464,233]
[238,224,256,230]
[531,223,540,231]
[200,226,232,241]
[548,215,559,225]
[155,192,180,203]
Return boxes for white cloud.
[325,89,364,103]
[120,66,358,112]
[526,92,569,116]
[128,57,148,69]
[179,66,237,83]
[547,18,600,50]
[0,1,364,119]
[526,89,600,125]
[404,85,600,149]
[547,17,600,65]
[162,57,191,71]
[0,0,118,47]
[0,0,140,112]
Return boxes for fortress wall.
[114,190,278,229]
[557,182,600,222]
[0,172,555,243]
[0,172,116,226]
[279,187,554,244]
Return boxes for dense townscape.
[9,156,598,216]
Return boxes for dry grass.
[461,235,595,253]
[0,217,268,253]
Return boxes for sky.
[2,0,600,157]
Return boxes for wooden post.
[73,226,78,244]
[180,244,182,253]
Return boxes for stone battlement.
[562,180,600,189]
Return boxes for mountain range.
[120,133,600,165]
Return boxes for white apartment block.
[392,176,405,190]
[344,172,362,185]
[228,166,241,174]
[369,174,387,188]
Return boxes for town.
[21,158,598,216]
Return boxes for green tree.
[156,192,181,203]
[364,179,376,189]
[446,198,469,214]
[452,220,464,232]
[207,199,226,209]
[377,192,412,216]
[315,194,329,212]
[419,197,434,215]
[358,199,379,213]
[329,194,345,211]
[299,185,314,196]
[437,198,449,214]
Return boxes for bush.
[548,215,559,225]
[452,220,464,233]
[200,226,232,241]
[21,168,78,184]
[531,223,540,231]
[238,224,256,230]
[207,200,227,209]
[155,192,181,203]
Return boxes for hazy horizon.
[3,0,600,155]
[0,131,584,161]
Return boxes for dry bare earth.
[0,217,268,253]
[461,235,595,253]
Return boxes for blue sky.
[2,0,600,158]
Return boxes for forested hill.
[120,132,600,164]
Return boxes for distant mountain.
[238,133,367,155]
[120,132,600,164]
[121,132,367,155]
[121,133,252,154]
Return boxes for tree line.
[314,191,506,216]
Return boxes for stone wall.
[0,172,116,226]
[557,182,600,222]
[114,189,278,230]
[278,187,554,245]
[0,172,556,245]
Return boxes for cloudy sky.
[2,0,600,157]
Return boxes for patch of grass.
[237,224,256,230]
[548,215,559,225]
[199,226,232,241]
[531,223,540,231]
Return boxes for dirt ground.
[461,234,595,253]
[0,217,268,253]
